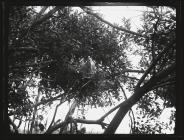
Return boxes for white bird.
[79,56,96,78]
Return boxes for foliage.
[8,6,127,113]
[7,6,176,134]
[132,6,176,134]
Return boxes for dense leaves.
[8,6,130,116]
[8,6,176,134]
[131,6,176,134]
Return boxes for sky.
[11,6,175,134]
[92,6,145,31]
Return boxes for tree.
[7,6,176,134]
[104,6,176,134]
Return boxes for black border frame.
[1,0,183,139]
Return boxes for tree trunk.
[104,87,144,134]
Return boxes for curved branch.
[80,6,147,38]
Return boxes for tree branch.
[31,6,62,29]
[74,118,108,129]
[17,116,23,129]
[59,100,78,133]
[98,102,123,122]
[74,118,101,124]
[8,117,19,133]
[35,6,48,20]
[46,116,108,134]
[30,89,41,133]
[45,121,67,134]
[80,6,147,38]
[45,62,175,134]
[47,100,63,131]
[118,82,135,132]
[45,100,78,134]
[136,45,171,89]
[123,69,144,73]
[34,93,64,108]
[104,63,176,134]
